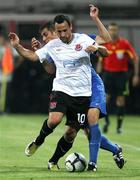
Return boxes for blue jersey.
[90,68,107,118]
[88,34,96,40]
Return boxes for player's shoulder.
[74,33,93,41]
[46,38,60,47]
[75,33,89,38]
[119,37,130,45]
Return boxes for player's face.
[41,28,55,43]
[55,21,72,43]
[108,25,119,40]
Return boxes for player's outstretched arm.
[9,32,39,61]
[89,4,112,44]
[98,45,109,57]
[132,55,139,86]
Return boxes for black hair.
[39,21,55,33]
[53,15,71,27]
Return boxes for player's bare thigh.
[116,96,125,106]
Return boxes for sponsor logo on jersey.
[75,44,82,51]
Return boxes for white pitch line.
[121,143,140,151]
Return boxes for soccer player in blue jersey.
[9,5,125,171]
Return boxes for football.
[65,152,87,172]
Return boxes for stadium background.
[0,0,140,114]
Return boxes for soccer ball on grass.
[65,152,87,172]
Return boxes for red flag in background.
[1,46,14,75]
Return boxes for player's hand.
[85,45,98,53]
[31,37,41,51]
[8,32,20,47]
[89,4,99,19]
[132,75,139,86]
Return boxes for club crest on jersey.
[50,101,57,109]
[75,44,82,51]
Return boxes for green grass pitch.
[0,115,140,180]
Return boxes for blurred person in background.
[97,22,139,134]
[0,33,23,114]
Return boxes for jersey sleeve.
[88,34,96,40]
[35,45,50,63]
[125,40,137,60]
[83,34,97,47]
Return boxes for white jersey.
[36,33,96,96]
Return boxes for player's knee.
[88,115,98,125]
[48,113,63,128]
[88,108,100,125]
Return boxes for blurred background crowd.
[0,0,140,114]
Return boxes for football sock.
[49,136,73,163]
[35,119,53,146]
[117,117,123,130]
[116,106,125,129]
[89,124,101,164]
[100,135,118,155]
[105,114,110,126]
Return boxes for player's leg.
[25,112,64,156]
[87,69,105,171]
[88,70,125,170]
[48,125,79,170]
[84,128,118,155]
[35,112,64,146]
[102,71,113,133]
[48,94,89,170]
[116,95,125,133]
[84,128,125,169]
[87,107,101,171]
[103,93,111,133]
[100,135,125,169]
[87,70,103,171]
[115,72,128,134]
[25,91,66,156]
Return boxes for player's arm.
[132,55,139,86]
[9,32,39,61]
[31,37,56,74]
[31,37,42,51]
[42,61,56,74]
[96,57,103,74]
[89,4,112,44]
[126,40,139,86]
[85,44,109,57]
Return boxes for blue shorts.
[90,68,107,118]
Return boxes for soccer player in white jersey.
[28,21,125,172]
[9,6,125,171]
